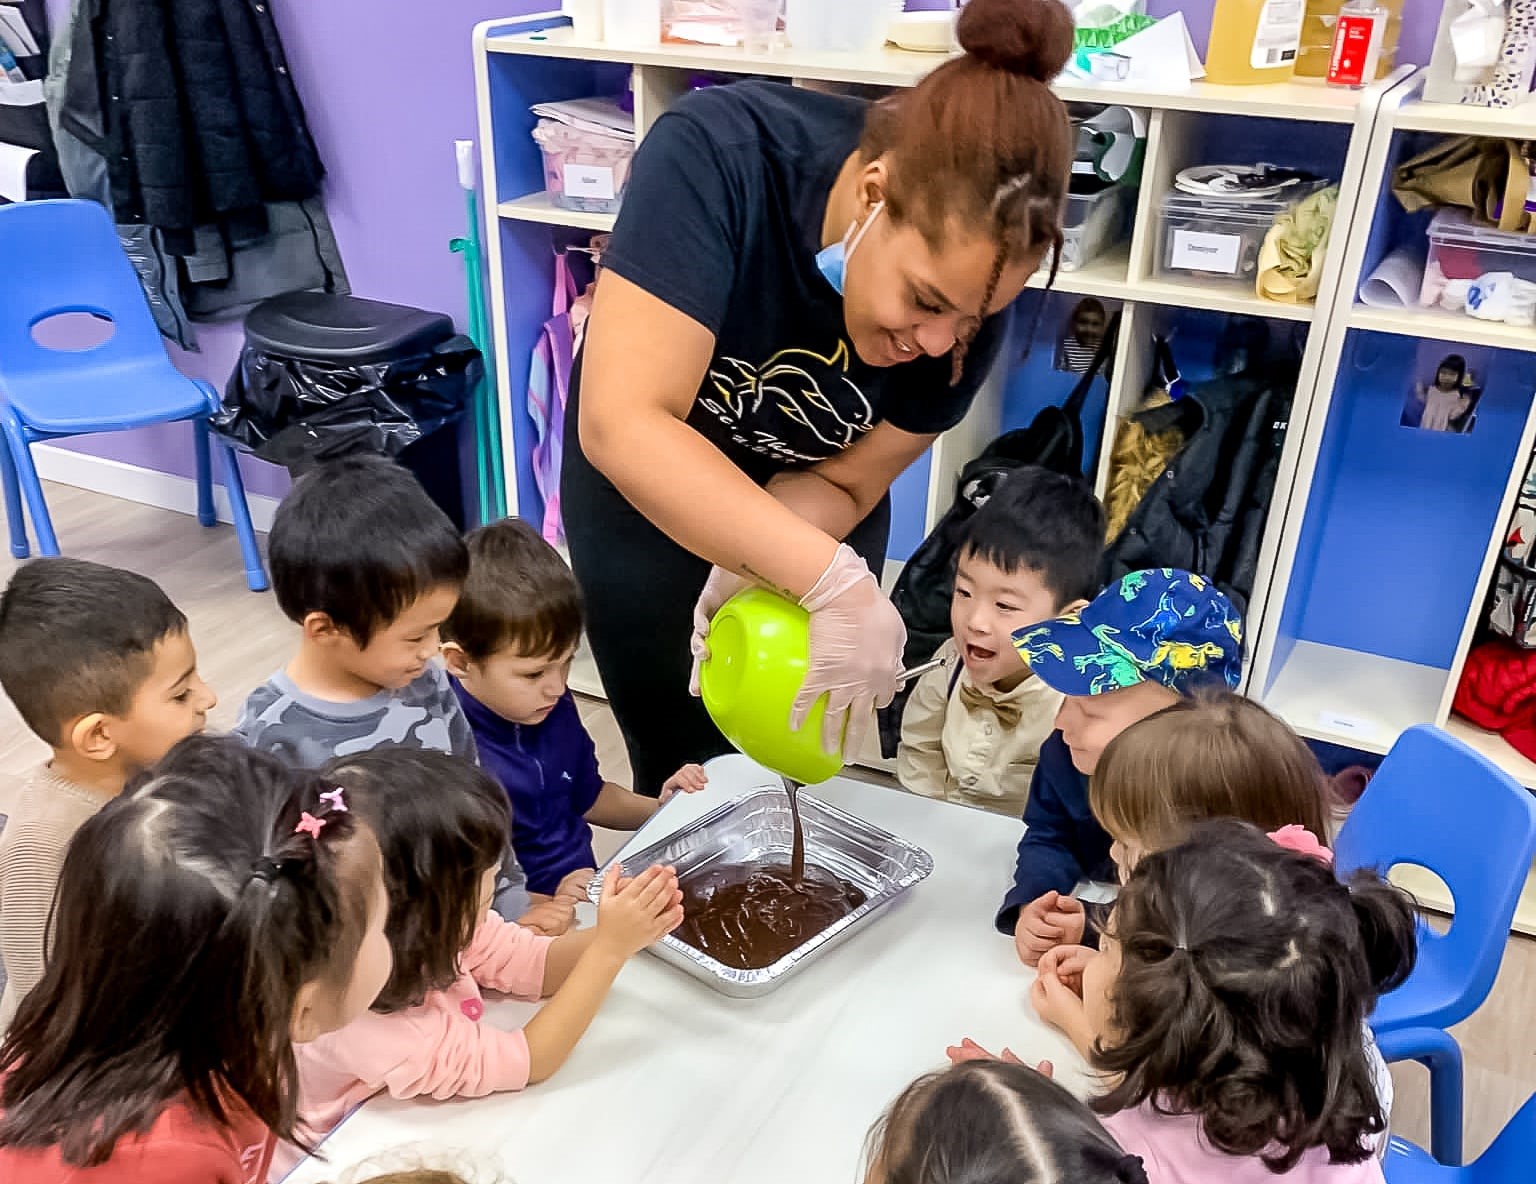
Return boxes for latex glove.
[659,763,708,804]
[1014,891,1087,967]
[793,544,906,758]
[688,566,750,697]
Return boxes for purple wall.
[44,0,546,499]
[49,0,1438,500]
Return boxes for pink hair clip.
[295,812,326,839]
[319,787,348,813]
[1268,824,1333,866]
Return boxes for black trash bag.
[213,335,481,472]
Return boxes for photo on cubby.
[1400,348,1484,435]
[1054,297,1110,373]
[1000,291,1123,478]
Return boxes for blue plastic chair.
[1335,725,1536,1167]
[1385,1090,1536,1183]
[0,199,267,590]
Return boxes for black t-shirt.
[594,81,1004,481]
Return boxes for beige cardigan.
[0,764,113,1030]
[897,638,1063,818]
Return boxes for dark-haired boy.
[232,457,537,925]
[898,467,1104,818]
[443,518,706,902]
[0,558,215,1027]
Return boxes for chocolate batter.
[673,861,867,970]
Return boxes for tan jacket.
[897,639,1063,818]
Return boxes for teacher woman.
[563,0,1075,794]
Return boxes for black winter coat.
[1101,357,1299,616]
[60,0,323,255]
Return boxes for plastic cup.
[603,0,662,47]
[784,0,888,53]
[736,0,780,54]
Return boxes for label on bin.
[1171,229,1242,274]
[563,163,616,201]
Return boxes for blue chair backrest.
[0,199,166,383]
[1473,1089,1536,1182]
[1335,725,1536,1027]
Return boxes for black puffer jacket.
[59,0,323,255]
[1101,356,1299,617]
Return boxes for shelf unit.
[1239,76,1536,932]
[472,12,1407,720]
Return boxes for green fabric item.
[1075,13,1156,49]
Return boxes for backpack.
[527,250,580,546]
[1491,451,1536,648]
[878,315,1119,757]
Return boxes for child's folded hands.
[1014,890,1086,967]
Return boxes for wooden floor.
[1,484,1533,1159]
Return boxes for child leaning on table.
[865,1059,1147,1183]
[442,518,707,903]
[232,457,550,931]
[0,557,216,1030]
[897,466,1104,818]
[1039,820,1413,1183]
[0,736,391,1184]
[292,747,682,1154]
[996,568,1244,965]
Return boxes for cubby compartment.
[1257,330,1536,749]
[1131,110,1352,315]
[997,290,1125,483]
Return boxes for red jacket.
[0,1099,273,1183]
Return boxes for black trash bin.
[214,292,482,529]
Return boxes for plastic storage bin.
[1058,179,1132,272]
[1157,185,1322,286]
[532,119,635,214]
[1419,208,1536,324]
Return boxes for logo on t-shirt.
[703,341,873,463]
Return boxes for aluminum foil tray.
[592,786,934,997]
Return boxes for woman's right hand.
[794,544,906,758]
[595,863,685,959]
[688,566,750,696]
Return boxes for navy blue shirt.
[995,730,1116,935]
[596,80,1004,484]
[454,685,604,896]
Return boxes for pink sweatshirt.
[1103,1107,1385,1184]
[296,911,555,1140]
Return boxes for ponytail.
[1344,872,1418,997]
[0,736,378,1167]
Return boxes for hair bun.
[956,0,1076,82]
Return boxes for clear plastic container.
[531,119,635,214]
[1294,0,1402,77]
[1157,185,1322,285]
[1058,179,1133,272]
[1419,208,1536,304]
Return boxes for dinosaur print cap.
[1012,569,1243,698]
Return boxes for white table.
[288,755,1087,1184]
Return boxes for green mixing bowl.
[698,586,845,785]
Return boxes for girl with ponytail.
[1068,820,1415,1182]
[0,736,392,1182]
[568,0,1076,797]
